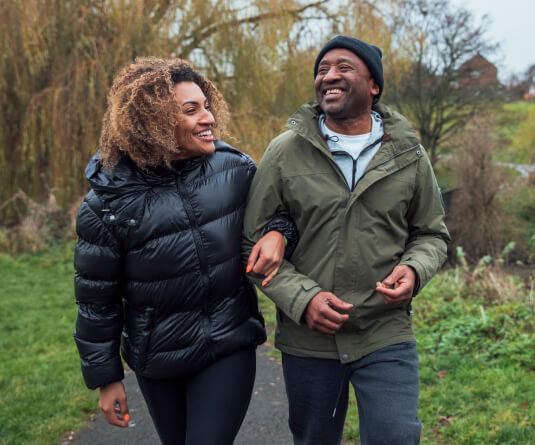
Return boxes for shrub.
[0,191,76,254]
[448,116,505,262]
[498,175,535,263]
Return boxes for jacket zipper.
[330,135,384,192]
[366,144,420,173]
[174,174,215,360]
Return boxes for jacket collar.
[285,101,420,159]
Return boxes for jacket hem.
[275,333,416,363]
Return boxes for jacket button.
[128,219,136,226]
[342,353,349,360]
[109,215,116,222]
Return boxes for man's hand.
[376,265,416,306]
[304,292,354,335]
[246,231,286,286]
[99,381,130,428]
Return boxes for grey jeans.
[282,341,421,445]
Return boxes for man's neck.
[324,112,372,136]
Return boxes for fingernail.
[124,413,130,422]
[246,265,251,273]
[262,280,267,287]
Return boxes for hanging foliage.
[0,0,394,225]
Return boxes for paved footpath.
[69,344,292,445]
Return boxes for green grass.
[0,242,97,445]
[494,101,535,164]
[259,269,535,445]
[4,244,534,444]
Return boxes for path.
[496,161,535,177]
[68,344,292,445]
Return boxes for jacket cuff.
[399,260,423,296]
[286,282,322,324]
[264,215,299,259]
[80,355,124,390]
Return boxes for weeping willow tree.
[0,0,177,224]
[0,0,396,225]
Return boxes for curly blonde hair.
[99,57,229,170]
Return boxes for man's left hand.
[376,265,416,305]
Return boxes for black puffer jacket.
[74,141,278,389]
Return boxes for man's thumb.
[329,294,354,310]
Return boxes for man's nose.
[322,66,341,82]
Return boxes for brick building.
[459,54,499,89]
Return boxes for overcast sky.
[453,0,534,81]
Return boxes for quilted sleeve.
[73,192,125,389]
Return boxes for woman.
[73,58,297,444]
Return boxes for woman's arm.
[246,212,299,286]
[73,192,129,425]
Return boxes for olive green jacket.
[242,102,450,362]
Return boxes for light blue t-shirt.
[319,111,384,190]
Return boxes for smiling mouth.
[324,88,343,96]
[194,129,213,140]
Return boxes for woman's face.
[173,81,216,159]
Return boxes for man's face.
[314,48,379,119]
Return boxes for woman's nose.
[200,108,215,125]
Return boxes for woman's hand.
[99,381,130,428]
[246,231,286,286]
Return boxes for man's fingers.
[321,306,350,325]
[377,283,412,305]
[307,316,339,335]
[376,286,402,298]
[383,266,404,285]
[311,323,338,335]
[315,315,344,331]
[328,295,354,311]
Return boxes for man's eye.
[339,65,352,72]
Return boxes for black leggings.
[135,347,256,445]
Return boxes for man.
[243,35,450,445]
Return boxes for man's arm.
[397,146,451,292]
[242,142,323,324]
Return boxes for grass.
[494,101,535,164]
[3,243,534,444]
[258,266,535,445]
[0,242,97,445]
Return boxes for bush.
[0,191,78,254]
[498,175,535,263]
[448,116,505,261]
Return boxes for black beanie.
[314,35,384,102]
